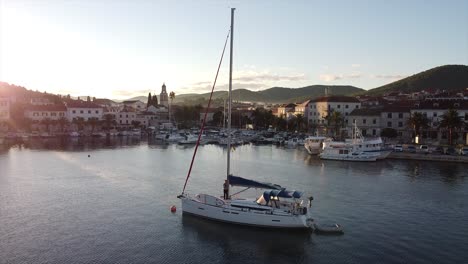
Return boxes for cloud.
[112,89,150,97]
[351,64,361,68]
[319,74,343,82]
[374,74,407,79]
[233,71,307,82]
[180,82,268,94]
[319,72,362,82]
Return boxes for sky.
[0,0,467,100]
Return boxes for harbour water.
[0,138,467,263]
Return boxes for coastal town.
[1,80,468,160]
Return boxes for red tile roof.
[25,104,67,111]
[66,101,102,108]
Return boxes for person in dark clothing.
[223,180,229,200]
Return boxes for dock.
[388,152,468,163]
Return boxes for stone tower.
[160,83,169,107]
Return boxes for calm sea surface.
[0,138,467,264]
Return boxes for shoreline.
[388,152,468,163]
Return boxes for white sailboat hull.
[180,195,313,229]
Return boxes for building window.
[345,112,348,116]
[51,113,56,116]
[126,114,128,118]
[372,129,376,136]
[433,112,437,117]
[120,120,122,124]
[80,110,84,114]
[95,110,99,114]
[387,113,392,118]
[345,105,349,109]
[398,113,403,118]
[363,119,367,124]
[362,129,367,136]
[387,121,392,127]
[373,119,376,124]
[337,105,341,109]
[398,122,403,127]
[72,110,76,114]
[120,114,122,118]
[356,105,359,108]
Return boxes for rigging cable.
[181,29,231,194]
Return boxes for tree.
[439,109,463,145]
[131,120,141,128]
[407,112,429,139]
[41,118,53,132]
[325,111,344,138]
[103,114,116,131]
[295,114,304,132]
[57,117,70,132]
[212,111,224,127]
[169,91,176,122]
[147,92,152,108]
[169,91,176,104]
[88,117,100,132]
[73,117,85,131]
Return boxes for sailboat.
[177,9,314,229]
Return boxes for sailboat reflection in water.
[177,8,314,229]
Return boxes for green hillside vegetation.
[365,65,468,95]
[170,85,363,105]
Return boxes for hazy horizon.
[1,0,467,100]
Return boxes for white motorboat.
[304,136,329,154]
[178,9,314,229]
[319,145,377,161]
[164,132,185,143]
[178,134,202,145]
[323,123,391,160]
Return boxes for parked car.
[419,145,429,153]
[459,146,468,156]
[407,145,416,153]
[434,146,444,155]
[445,147,456,155]
[394,145,403,152]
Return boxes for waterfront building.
[122,100,146,111]
[307,96,361,127]
[347,108,382,137]
[116,106,138,129]
[294,100,311,117]
[66,101,104,121]
[275,103,296,120]
[24,104,67,121]
[160,83,169,107]
[411,100,468,144]
[380,106,411,140]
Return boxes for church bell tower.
[160,83,169,107]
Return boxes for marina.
[0,139,467,263]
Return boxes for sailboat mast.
[227,8,235,180]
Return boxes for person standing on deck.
[223,180,229,200]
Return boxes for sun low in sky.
[0,0,467,100]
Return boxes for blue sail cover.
[228,175,282,190]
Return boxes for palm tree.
[439,109,463,145]
[325,111,344,138]
[169,91,175,122]
[407,112,429,141]
[295,114,304,132]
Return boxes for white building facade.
[66,101,104,121]
[308,96,361,127]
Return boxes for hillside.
[145,85,364,104]
[365,65,468,95]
